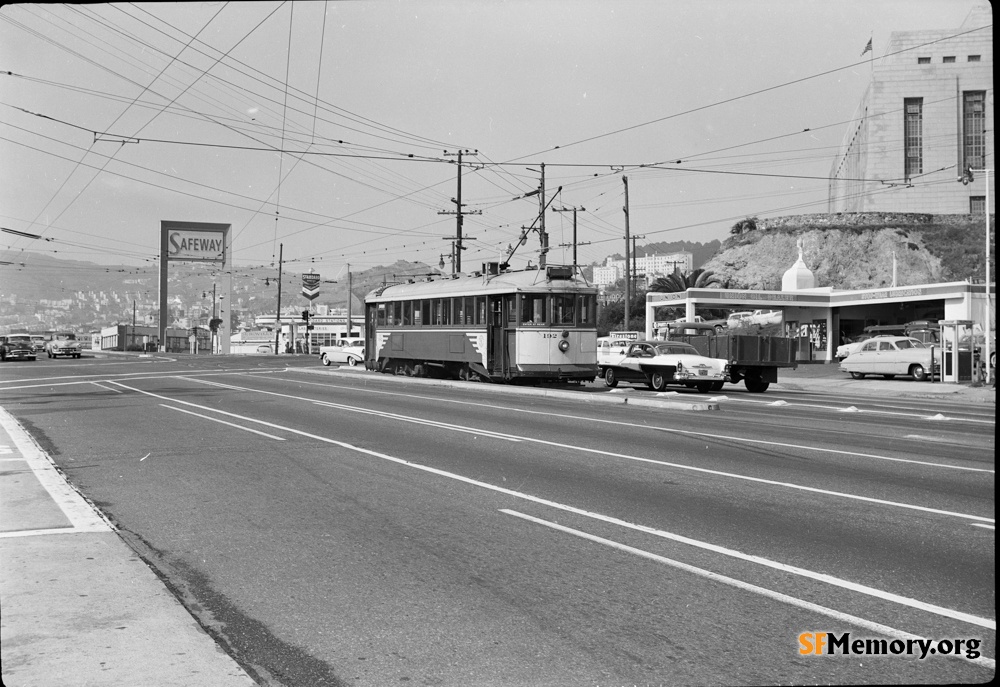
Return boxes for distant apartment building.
[593,251,694,288]
[828,2,993,214]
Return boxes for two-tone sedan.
[1,334,37,361]
[46,332,82,358]
[602,340,729,393]
[839,336,938,381]
[319,339,366,367]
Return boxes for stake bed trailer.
[666,331,798,393]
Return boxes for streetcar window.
[521,294,547,325]
[434,299,449,325]
[453,298,464,325]
[475,297,486,325]
[402,301,412,326]
[552,294,575,325]
[578,295,595,325]
[376,303,387,326]
[462,297,472,324]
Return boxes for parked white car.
[835,334,876,361]
[46,332,82,358]
[840,336,938,381]
[319,339,365,367]
[727,309,782,328]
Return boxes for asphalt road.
[0,354,994,686]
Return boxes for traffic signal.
[302,310,313,330]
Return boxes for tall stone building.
[828,2,993,214]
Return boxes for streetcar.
[364,264,599,383]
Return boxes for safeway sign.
[166,229,226,262]
[302,272,320,300]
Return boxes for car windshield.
[55,333,76,340]
[654,343,698,355]
[9,335,30,343]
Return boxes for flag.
[861,38,872,56]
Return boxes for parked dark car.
[1,334,38,361]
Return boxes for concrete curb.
[0,408,258,687]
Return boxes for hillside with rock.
[702,213,994,290]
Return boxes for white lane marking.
[277,377,994,474]
[970,523,995,531]
[106,381,997,630]
[0,368,282,391]
[502,509,996,671]
[311,400,521,442]
[160,405,286,441]
[711,394,995,425]
[91,381,123,393]
[176,378,996,522]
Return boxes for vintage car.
[660,315,729,334]
[600,339,729,392]
[597,335,639,375]
[835,333,878,360]
[1,334,37,361]
[319,339,366,367]
[30,335,48,353]
[727,309,782,328]
[46,332,82,358]
[839,336,938,381]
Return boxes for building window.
[904,98,923,179]
[970,197,986,214]
[917,57,931,64]
[967,55,981,62]
[943,56,956,63]
[963,91,986,170]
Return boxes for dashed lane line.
[105,380,996,632]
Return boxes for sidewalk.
[772,362,996,403]
[0,407,257,687]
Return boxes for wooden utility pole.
[539,163,548,268]
[438,150,480,274]
[346,263,352,337]
[623,176,631,330]
[631,234,645,291]
[553,204,586,268]
[274,243,283,355]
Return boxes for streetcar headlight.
[558,339,570,353]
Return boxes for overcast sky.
[0,0,985,281]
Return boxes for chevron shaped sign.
[302,272,321,300]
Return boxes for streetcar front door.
[364,303,378,369]
[487,295,514,378]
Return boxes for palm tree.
[649,268,723,293]
[649,268,725,320]
[730,216,759,235]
